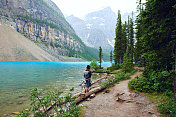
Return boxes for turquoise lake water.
[0,61,111,116]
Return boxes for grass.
[101,69,137,89]
[143,92,169,103]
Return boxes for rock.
[18,96,23,98]
[148,111,154,114]
[136,102,142,105]
[126,100,135,103]
[129,93,139,97]
[86,98,91,101]
[17,102,23,105]
[12,112,20,115]
[116,97,126,102]
[104,90,110,93]
[116,92,125,97]
[90,94,96,99]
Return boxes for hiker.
[84,65,92,93]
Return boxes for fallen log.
[75,86,106,104]
[33,76,107,115]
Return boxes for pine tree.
[121,46,133,73]
[135,0,144,64]
[128,13,135,63]
[99,46,103,69]
[135,0,175,96]
[110,50,113,65]
[122,21,128,53]
[114,10,126,64]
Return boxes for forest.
[113,0,176,116]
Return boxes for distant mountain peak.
[101,7,112,12]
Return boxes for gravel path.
[81,71,162,117]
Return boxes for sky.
[52,0,138,19]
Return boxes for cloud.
[52,0,137,18]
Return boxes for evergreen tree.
[135,0,175,95]
[128,16,135,63]
[110,50,113,65]
[135,0,145,64]
[121,46,133,73]
[99,46,103,68]
[114,10,126,64]
[122,21,128,53]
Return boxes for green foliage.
[17,88,81,117]
[101,69,137,88]
[157,98,176,117]
[128,76,152,92]
[114,10,126,64]
[90,60,99,70]
[128,70,174,93]
[128,15,135,63]
[130,0,175,116]
[99,46,103,68]
[110,50,113,64]
[72,46,99,61]
[94,69,109,73]
[107,63,121,72]
[121,47,133,73]
[135,0,175,73]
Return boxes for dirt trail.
[81,71,161,117]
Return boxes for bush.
[101,69,137,88]
[107,63,120,72]
[94,69,107,73]
[157,98,176,117]
[90,60,99,70]
[128,70,174,93]
[17,88,81,117]
[128,76,153,92]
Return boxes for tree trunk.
[119,56,122,64]
[174,46,176,102]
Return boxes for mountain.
[0,0,98,61]
[66,7,117,51]
[121,12,136,23]
[0,24,58,61]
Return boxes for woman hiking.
[84,65,92,93]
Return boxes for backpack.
[84,71,91,79]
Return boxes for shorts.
[86,79,91,88]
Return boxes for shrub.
[17,88,81,117]
[94,69,107,73]
[107,63,120,72]
[128,76,153,92]
[101,69,136,88]
[128,70,174,93]
[157,98,176,117]
[90,60,99,70]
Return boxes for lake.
[0,61,111,116]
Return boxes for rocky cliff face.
[0,0,85,59]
